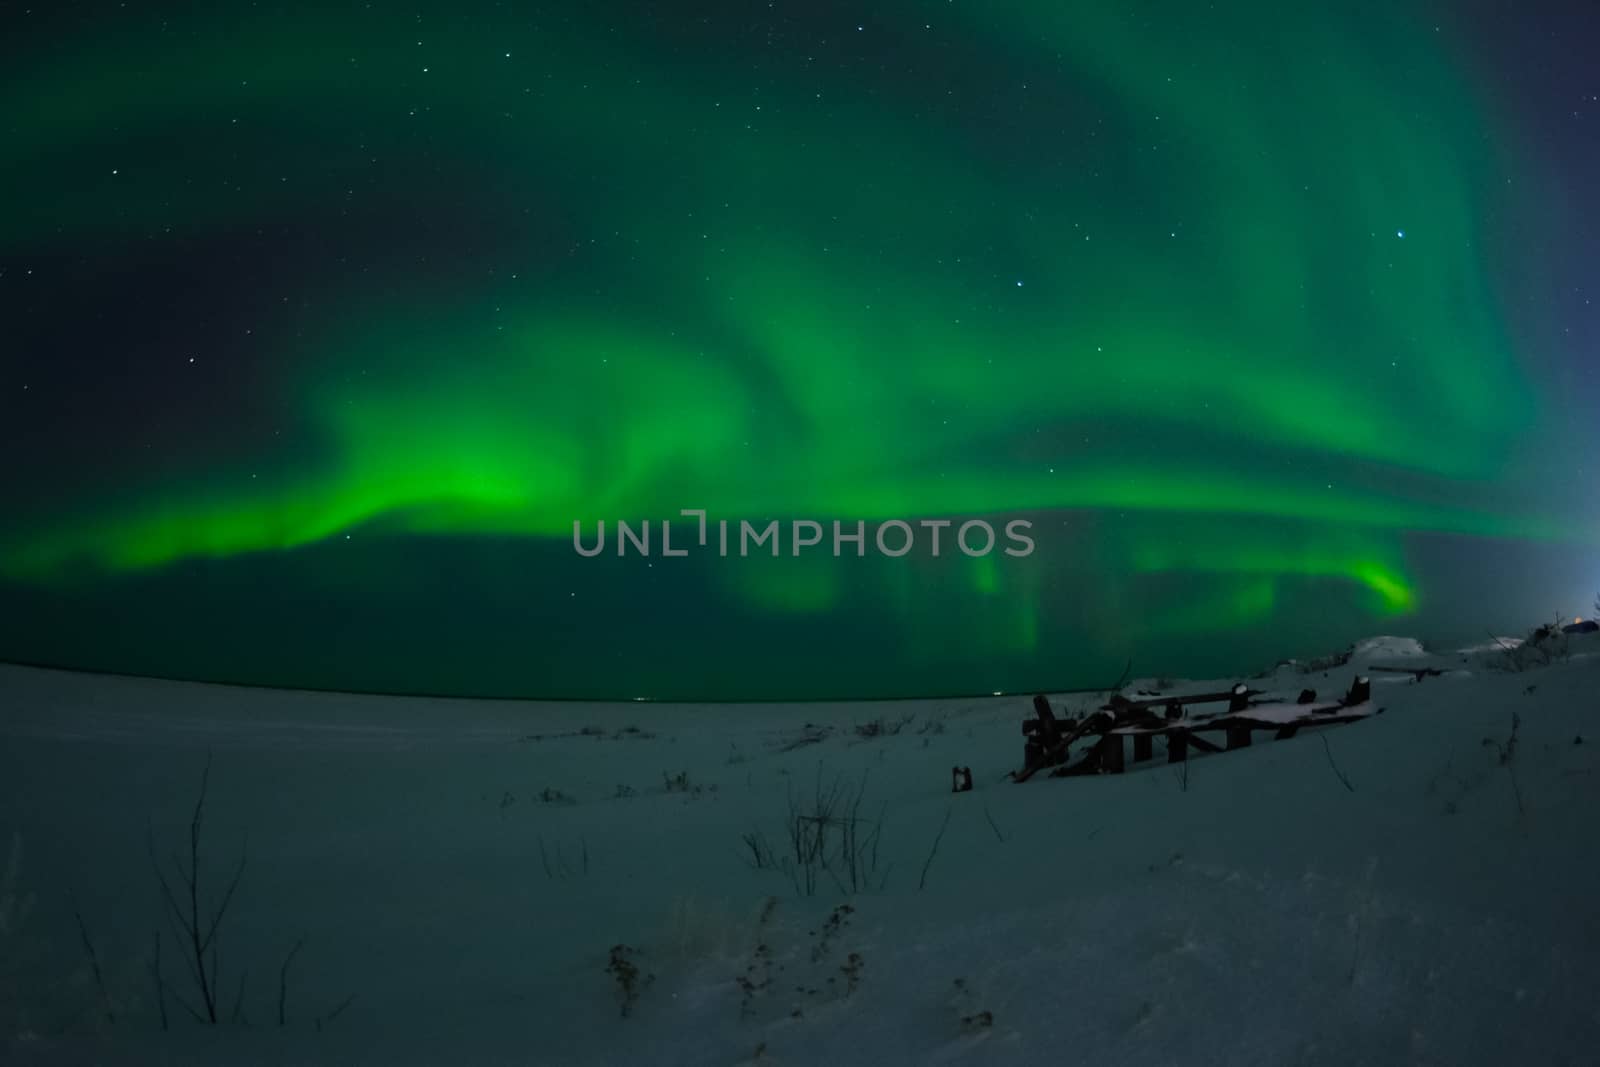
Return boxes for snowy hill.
[2,633,1598,1065]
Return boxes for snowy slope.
[1,633,1597,1065]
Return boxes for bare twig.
[149,752,247,1025]
[1320,736,1356,793]
[230,969,248,1024]
[1501,714,1526,818]
[278,937,306,1026]
[538,837,589,880]
[314,994,356,1032]
[982,805,1006,844]
[70,893,115,1026]
[151,930,169,1032]
[739,830,781,872]
[1107,658,1133,694]
[918,808,953,891]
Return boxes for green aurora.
[1,1,1593,697]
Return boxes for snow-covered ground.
[2,632,1597,1065]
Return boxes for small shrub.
[739,830,782,872]
[854,713,915,740]
[539,836,589,880]
[1496,713,1526,817]
[951,977,993,1034]
[809,903,854,963]
[736,942,773,1020]
[760,767,887,896]
[840,952,864,996]
[1495,713,1521,767]
[1487,617,1572,672]
[732,899,781,1021]
[605,945,653,1018]
[777,724,832,752]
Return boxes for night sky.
[2,1,1596,699]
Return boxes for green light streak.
[0,0,1580,653]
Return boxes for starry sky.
[1,0,1596,699]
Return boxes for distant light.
[992,690,1004,696]
[1396,229,1406,238]
[1015,280,1023,287]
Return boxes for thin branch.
[171,990,206,1024]
[278,937,306,1026]
[314,993,356,1032]
[1106,657,1133,694]
[230,968,248,1024]
[70,893,115,1025]
[918,807,954,891]
[1485,629,1517,653]
[150,930,169,1032]
[147,752,245,1025]
[1320,736,1356,793]
[201,842,248,957]
[982,804,1006,844]
[1508,763,1526,818]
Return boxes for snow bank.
[1,632,1597,1065]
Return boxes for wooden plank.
[1099,734,1125,774]
[1014,689,1377,782]
[1030,694,1064,747]
[1103,686,1262,713]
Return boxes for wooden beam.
[1104,687,1263,713]
[1098,734,1125,774]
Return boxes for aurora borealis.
[2,1,1596,698]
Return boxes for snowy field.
[2,632,1598,1065]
